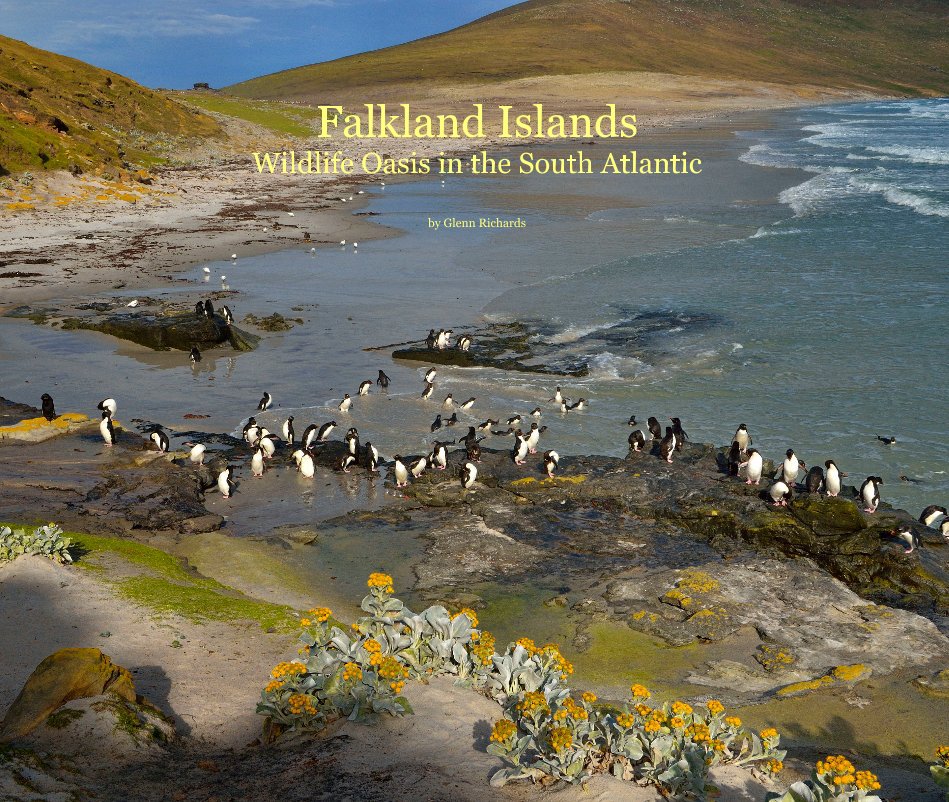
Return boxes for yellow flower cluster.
[685,722,711,743]
[938,746,949,767]
[643,719,661,734]
[378,655,407,680]
[491,718,517,744]
[363,638,382,654]
[711,739,726,753]
[706,699,725,715]
[548,726,573,753]
[271,661,306,680]
[634,703,652,717]
[630,684,651,699]
[453,608,479,628]
[817,755,879,789]
[516,637,537,654]
[342,662,363,682]
[760,727,779,743]
[287,693,317,716]
[265,680,285,694]
[670,701,693,716]
[367,572,394,593]
[817,755,854,778]
[540,643,574,679]
[517,691,550,717]
[670,716,685,729]
[553,697,588,722]
[390,680,406,694]
[472,630,496,666]
[854,770,881,791]
[724,715,742,728]
[369,653,384,666]
[766,759,784,774]
[299,618,311,627]
[308,606,332,623]
[616,712,635,729]
[581,691,597,705]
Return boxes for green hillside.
[0,35,220,176]
[227,0,948,100]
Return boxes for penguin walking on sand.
[512,430,529,465]
[647,417,662,441]
[670,417,688,450]
[258,433,277,459]
[861,476,883,513]
[410,455,428,478]
[769,478,792,506]
[251,447,266,478]
[544,450,560,478]
[461,461,478,490]
[257,392,272,412]
[189,443,206,465]
[824,460,842,497]
[393,456,409,487]
[364,442,379,472]
[421,382,434,400]
[293,449,315,478]
[805,465,825,494]
[727,441,742,476]
[190,347,202,363]
[282,416,295,446]
[358,380,372,396]
[377,370,391,389]
[41,393,57,422]
[919,505,948,527]
[739,448,763,486]
[338,394,352,413]
[97,398,117,418]
[150,429,170,452]
[99,411,115,447]
[217,467,235,498]
[732,424,752,455]
[659,427,677,464]
[780,450,805,486]
[317,420,337,442]
[431,442,448,470]
[628,429,646,452]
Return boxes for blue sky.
[0,0,517,89]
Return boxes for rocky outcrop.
[62,311,259,352]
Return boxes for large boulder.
[62,312,259,352]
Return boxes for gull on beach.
[202,266,211,273]
[287,211,295,217]
[353,242,358,248]
[310,247,316,252]
[220,275,227,281]
[357,190,364,195]
[340,239,346,246]
[230,253,237,260]
[126,300,139,307]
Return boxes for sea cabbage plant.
[934,746,949,801]
[766,754,883,802]
[0,523,73,564]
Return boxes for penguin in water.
[507,414,522,426]
[727,441,742,476]
[567,398,587,412]
[301,423,318,449]
[919,505,948,527]
[824,460,842,497]
[431,442,448,470]
[492,426,516,437]
[805,465,825,494]
[358,380,372,396]
[251,447,266,478]
[345,427,360,456]
[780,450,805,485]
[525,422,541,454]
[204,299,215,318]
[477,419,498,432]
[41,393,57,422]
[860,476,883,513]
[217,467,235,498]
[544,450,560,478]
[410,455,428,478]
[628,429,646,452]
[99,411,115,447]
[876,435,897,445]
[530,407,542,418]
[740,448,763,486]
[257,392,272,412]
[421,382,434,400]
[377,370,391,389]
[338,394,352,413]
[364,442,379,472]
[445,413,459,427]
[443,394,455,408]
[282,416,295,446]
[461,461,478,490]
[647,417,661,440]
[317,420,337,442]
[190,346,202,363]
[425,368,437,384]
[559,400,569,414]
[670,417,688,450]
[550,387,563,404]
[659,427,677,464]
[97,398,117,418]
[292,449,315,478]
[732,424,752,455]
[627,415,638,426]
[890,525,919,554]
[431,414,443,433]
[393,456,410,487]
[150,429,170,452]
[768,479,792,507]
[189,443,206,465]
[512,430,529,465]
[338,454,357,473]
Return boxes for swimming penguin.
[190,347,202,363]
[628,429,646,452]
[301,423,318,449]
[393,456,410,487]
[377,370,391,389]
[530,407,542,417]
[338,454,357,473]
[780,450,805,485]
[257,392,272,412]
[41,393,57,422]
[559,400,569,414]
[426,329,437,349]
[768,479,792,506]
[919,505,948,527]
[525,422,541,454]
[292,449,315,478]
[425,368,437,384]
[282,416,295,445]
[445,413,459,427]
[458,335,472,352]
[150,429,170,452]
[410,455,428,478]
[492,426,516,437]
[507,414,522,426]
[740,448,763,486]
[891,525,919,554]
[670,417,688,450]
[443,394,455,408]
[421,382,434,400]
[647,417,661,440]
[204,299,214,318]
[338,394,352,413]
[431,414,443,433]
[345,427,360,456]
[477,419,498,432]
[727,441,742,476]
[627,415,638,426]
[876,435,897,445]
[860,476,883,513]
[550,387,563,404]
[512,430,529,465]
[317,420,337,442]
[99,411,115,446]
[358,380,372,396]
[732,424,752,455]
[805,465,825,494]
[251,447,265,478]
[659,427,677,463]
[567,398,587,412]
[97,398,117,418]
[431,442,448,470]
[364,442,379,472]
[461,461,478,489]
[824,460,842,497]
[189,443,206,464]
[544,450,560,478]
[220,305,233,324]
[460,398,477,410]
[217,467,235,498]
[466,439,482,462]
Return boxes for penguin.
[204,299,214,318]
[628,429,646,452]
[860,476,883,513]
[282,416,295,445]
[364,442,379,472]
[189,443,206,465]
[525,422,541,454]
[292,449,315,478]
[659,427,677,464]
[410,456,428,478]
[316,420,337,442]
[627,415,638,426]
[732,424,752,455]
[377,370,391,389]
[251,447,265,478]
[338,394,352,413]
[431,415,443,433]
[768,479,792,507]
[257,392,272,412]
[940,518,949,540]
[891,525,919,554]
[460,398,477,410]
[436,331,451,350]
[512,430,529,465]
[780,450,805,485]
[99,411,115,447]
[345,427,360,456]
[426,329,437,349]
[544,450,560,478]
[443,394,455,408]
[507,414,522,426]
[338,454,357,473]
[477,419,498,432]
[550,387,563,404]
[740,448,763,486]
[195,300,205,317]
[393,455,410,487]
[41,393,56,422]
[244,423,260,445]
[301,423,318,449]
[220,305,233,324]
[258,434,277,459]
[461,426,478,446]
[190,346,202,363]
[805,465,825,494]
[217,467,235,498]
[466,439,482,462]
[559,400,569,414]
[647,417,661,440]
[530,407,542,417]
[425,368,437,384]
[242,417,258,439]
[824,460,842,497]
[670,417,688,450]
[461,461,478,489]
[421,382,434,400]
[431,442,448,470]
[727,441,741,476]
[919,505,948,527]
[150,429,170,452]
[445,413,459,427]
[358,380,372,396]
[97,398,117,418]
[492,426,516,437]
[567,398,587,412]
[458,335,472,352]
[876,435,897,445]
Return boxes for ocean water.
[1,99,946,521]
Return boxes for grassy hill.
[227,0,948,100]
[0,35,220,176]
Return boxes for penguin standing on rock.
[466,438,483,462]
[512,430,529,465]
[189,443,206,464]
[41,394,57,422]
[461,461,478,490]
[364,442,379,472]
[824,460,842,497]
[647,417,661,440]
[411,456,428,478]
[301,423,318,449]
[860,476,883,513]
[740,448,763,486]
[431,442,448,470]
[525,422,541,454]
[345,427,360,456]
[732,424,752,455]
[670,417,688,450]
[805,465,825,494]
[628,429,646,452]
[257,392,272,412]
[919,505,948,527]
[890,525,919,554]
[377,370,391,389]
[338,454,357,473]
[659,426,677,464]
[293,449,315,478]
[940,519,949,540]
[195,301,205,317]
[316,420,337,442]
[544,450,560,478]
[768,479,792,507]
[99,411,115,446]
[780,450,805,485]
[358,380,372,396]
[393,456,409,487]
[426,329,437,349]
[150,429,170,452]
[204,300,214,318]
[727,441,742,476]
[97,398,117,418]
